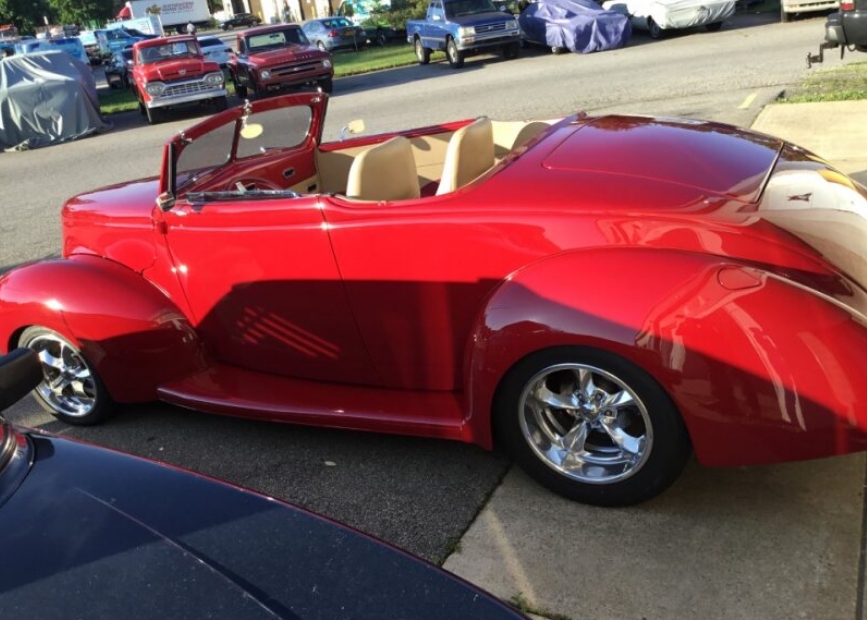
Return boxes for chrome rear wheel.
[496,347,691,506]
[519,363,653,485]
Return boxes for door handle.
[283,168,295,179]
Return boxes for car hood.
[542,115,783,203]
[247,45,326,66]
[0,433,524,620]
[63,177,159,221]
[139,58,216,81]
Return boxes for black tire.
[138,100,146,116]
[145,105,164,125]
[18,326,116,426]
[318,77,333,93]
[107,75,118,89]
[233,75,248,99]
[376,29,388,46]
[494,346,692,506]
[503,41,520,59]
[213,95,228,111]
[415,36,430,65]
[705,21,722,31]
[446,37,464,68]
[648,17,663,39]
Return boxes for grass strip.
[783,61,867,103]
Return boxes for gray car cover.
[519,0,632,53]
[0,51,110,151]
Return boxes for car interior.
[180,116,557,204]
[318,117,556,200]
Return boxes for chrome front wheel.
[19,326,115,425]
[496,347,691,506]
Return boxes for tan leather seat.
[346,136,420,202]
[437,117,494,195]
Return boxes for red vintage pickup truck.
[227,24,334,97]
[130,35,228,124]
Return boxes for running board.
[158,364,469,441]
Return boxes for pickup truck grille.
[164,80,213,97]
[270,60,322,77]
[476,23,506,33]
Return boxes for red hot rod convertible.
[3,93,867,506]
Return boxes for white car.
[601,0,735,38]
[197,35,232,66]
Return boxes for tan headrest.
[346,136,420,202]
[437,117,494,195]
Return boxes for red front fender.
[0,256,207,403]
[463,247,867,466]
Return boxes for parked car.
[335,0,407,45]
[407,0,521,67]
[220,11,262,30]
[602,0,734,38]
[227,24,333,97]
[0,348,526,620]
[0,51,109,150]
[518,0,631,53]
[807,0,867,67]
[95,26,150,58]
[5,95,867,507]
[129,35,227,124]
[301,17,366,51]
[198,34,232,66]
[104,46,134,88]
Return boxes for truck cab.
[130,36,227,125]
[406,0,520,68]
[227,24,334,97]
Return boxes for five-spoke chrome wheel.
[519,363,652,485]
[496,347,691,506]
[19,326,114,425]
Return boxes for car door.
[155,94,379,385]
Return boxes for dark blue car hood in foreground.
[0,433,523,620]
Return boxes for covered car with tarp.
[602,0,735,38]
[519,0,631,53]
[0,50,110,151]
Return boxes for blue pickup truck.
[406,0,520,68]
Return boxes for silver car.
[301,17,365,51]
[197,35,232,66]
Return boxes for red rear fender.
[0,256,207,402]
[464,247,867,465]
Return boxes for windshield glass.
[138,40,200,65]
[176,118,236,189]
[246,27,308,50]
[445,0,497,16]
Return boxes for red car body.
[130,35,228,124]
[227,24,334,97]
[4,93,867,504]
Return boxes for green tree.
[47,0,113,24]
[0,0,53,33]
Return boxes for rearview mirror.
[340,119,365,141]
